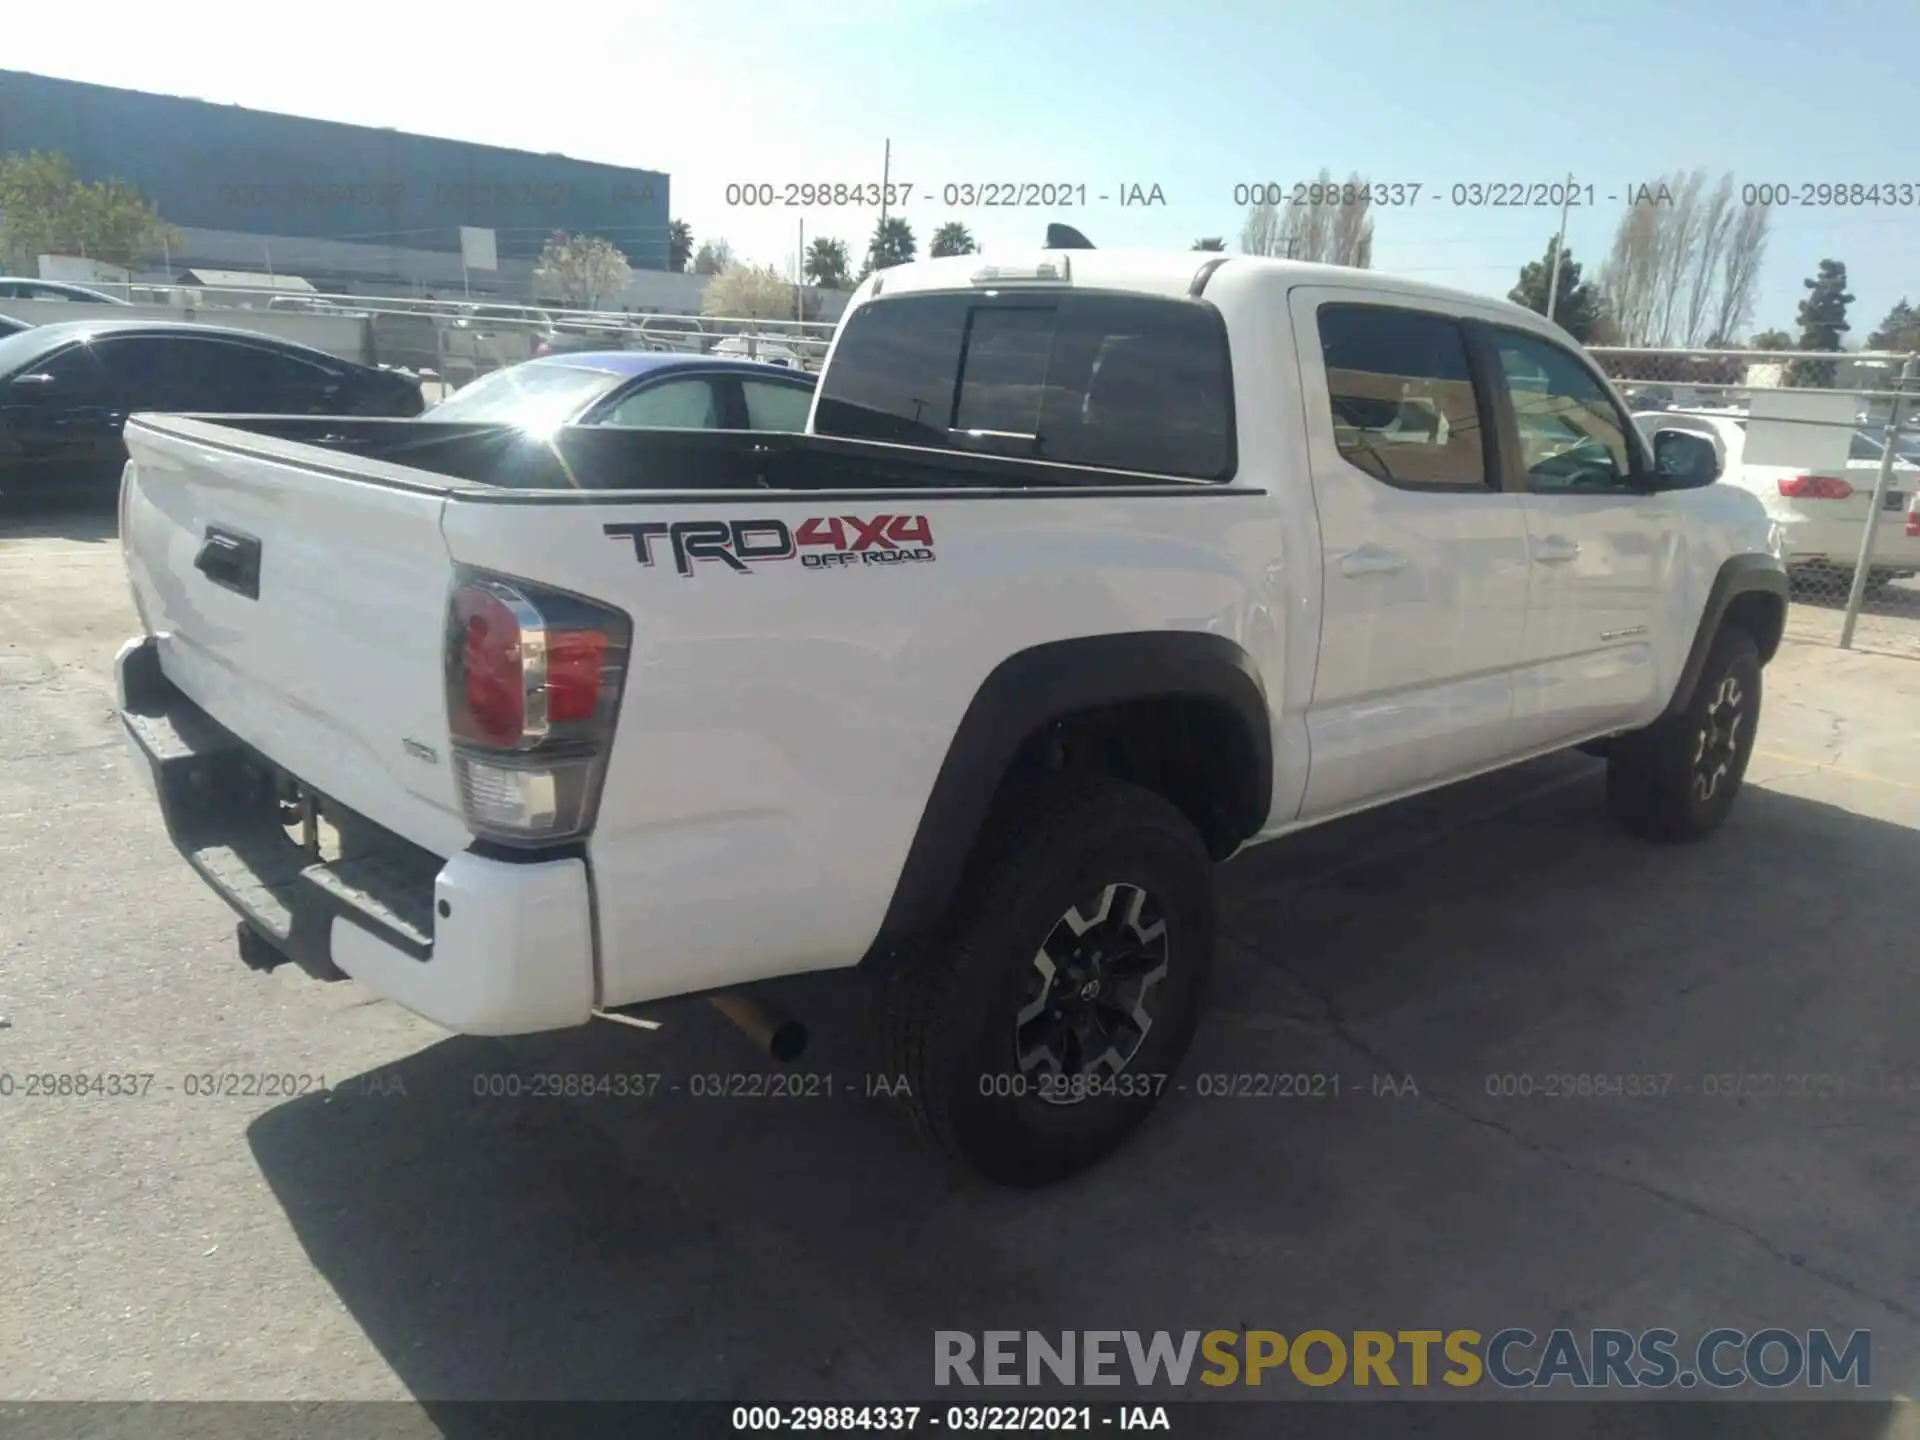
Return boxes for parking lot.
[2,507,1917,1412]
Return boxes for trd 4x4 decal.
[605,515,936,577]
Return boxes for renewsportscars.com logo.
[934,1328,1873,1391]
[605,515,936,577]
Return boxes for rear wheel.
[1606,627,1761,842]
[875,779,1215,1186]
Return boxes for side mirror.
[1652,429,1720,489]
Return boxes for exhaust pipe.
[709,992,808,1063]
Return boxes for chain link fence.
[1591,346,1920,659]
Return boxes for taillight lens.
[1906,502,1920,539]
[444,573,631,846]
[1778,475,1854,500]
[453,586,530,747]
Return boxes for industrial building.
[0,69,672,300]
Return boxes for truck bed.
[155,415,1227,496]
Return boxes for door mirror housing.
[1650,429,1720,489]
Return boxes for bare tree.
[1240,199,1286,257]
[1241,168,1373,266]
[702,263,799,320]
[534,231,632,308]
[1279,189,1331,263]
[1679,173,1736,346]
[1663,171,1706,343]
[1601,201,1659,345]
[1600,169,1769,347]
[1710,203,1770,345]
[1328,182,1375,269]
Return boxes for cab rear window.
[814,290,1236,482]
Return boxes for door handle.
[195,526,263,600]
[1339,546,1409,578]
[1531,535,1582,564]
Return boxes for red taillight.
[546,630,608,723]
[1778,475,1854,500]
[455,587,527,747]
[448,580,622,748]
[444,575,631,846]
[1907,505,1920,539]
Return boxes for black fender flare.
[1663,552,1789,719]
[861,631,1272,967]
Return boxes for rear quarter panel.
[439,488,1279,1005]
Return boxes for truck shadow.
[246,757,1920,1418]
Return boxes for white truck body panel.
[122,422,473,858]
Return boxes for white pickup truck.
[115,243,1788,1185]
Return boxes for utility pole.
[797,216,805,323]
[1544,171,1574,325]
[875,139,891,274]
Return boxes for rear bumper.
[115,635,596,1036]
[1776,511,1920,570]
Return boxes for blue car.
[424,352,816,433]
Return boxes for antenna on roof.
[1045,223,1094,250]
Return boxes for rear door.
[1479,325,1673,747]
[1288,290,1531,817]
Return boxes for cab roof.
[859,249,1555,331]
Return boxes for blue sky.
[8,0,1919,338]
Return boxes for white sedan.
[1635,410,1920,588]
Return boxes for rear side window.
[1317,304,1490,491]
[740,378,814,431]
[814,291,1235,481]
[598,377,724,429]
[102,337,338,413]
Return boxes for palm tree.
[667,219,693,273]
[931,221,976,258]
[868,216,917,271]
[805,236,852,289]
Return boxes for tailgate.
[121,416,470,858]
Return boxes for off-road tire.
[874,779,1215,1187]
[1606,626,1762,842]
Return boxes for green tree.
[1751,328,1793,350]
[1788,259,1853,387]
[930,221,976,258]
[1866,298,1920,353]
[0,149,180,271]
[805,235,852,289]
[866,216,916,273]
[667,219,693,273]
[1508,236,1606,343]
[1191,237,1226,251]
[693,238,733,276]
